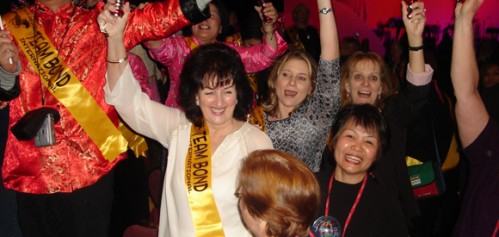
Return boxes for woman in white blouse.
[98,3,273,237]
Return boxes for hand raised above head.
[97,0,131,39]
[455,0,484,20]
[255,1,278,26]
[402,1,426,38]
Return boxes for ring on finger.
[99,22,107,33]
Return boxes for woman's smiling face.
[345,60,383,105]
[334,119,380,181]
[192,3,222,44]
[197,78,237,128]
[274,58,313,113]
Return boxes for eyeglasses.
[234,190,241,198]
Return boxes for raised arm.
[402,0,426,73]
[256,2,278,50]
[317,0,339,60]
[451,0,487,147]
[98,2,130,90]
[99,3,186,146]
[122,0,211,50]
[0,20,20,97]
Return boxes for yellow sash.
[247,105,266,132]
[185,122,225,236]
[441,133,459,172]
[5,8,138,161]
[184,36,200,51]
[246,72,259,96]
[118,122,148,158]
[225,33,242,46]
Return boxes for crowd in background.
[0,0,497,237]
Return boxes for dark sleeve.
[0,76,20,101]
[384,82,432,127]
[374,183,410,236]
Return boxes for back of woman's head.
[237,149,320,237]
[178,43,253,127]
[263,50,318,114]
[330,104,390,162]
[340,51,393,108]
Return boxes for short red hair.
[237,150,320,237]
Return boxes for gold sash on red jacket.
[4,7,139,161]
[185,122,225,236]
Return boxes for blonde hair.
[263,50,318,116]
[340,51,393,108]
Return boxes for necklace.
[311,172,367,237]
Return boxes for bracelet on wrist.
[318,8,333,14]
[107,55,128,64]
[408,45,424,51]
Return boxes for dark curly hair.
[178,43,253,127]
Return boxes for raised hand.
[97,0,131,39]
[402,0,426,73]
[402,1,426,40]
[255,2,278,28]
[0,21,19,72]
[455,0,484,21]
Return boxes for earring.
[195,99,199,106]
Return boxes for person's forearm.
[451,17,478,100]
[451,1,488,147]
[318,0,339,60]
[407,35,425,73]
[405,1,425,73]
[107,36,127,91]
[123,0,211,50]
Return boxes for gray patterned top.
[265,58,341,172]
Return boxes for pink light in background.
[283,0,499,52]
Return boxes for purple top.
[147,33,288,108]
[452,119,499,237]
